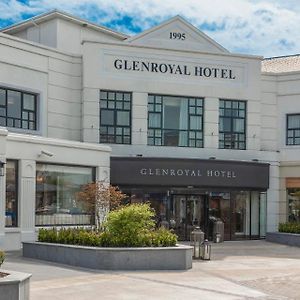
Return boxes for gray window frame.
[0,87,37,131]
[219,99,247,150]
[147,94,204,148]
[286,114,300,145]
[99,90,132,145]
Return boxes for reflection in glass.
[5,161,18,227]
[148,95,204,148]
[35,164,94,226]
[287,188,300,222]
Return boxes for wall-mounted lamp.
[209,156,216,160]
[0,161,6,177]
[136,154,143,157]
[38,150,54,157]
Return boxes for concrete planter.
[266,232,300,247]
[23,242,193,270]
[0,270,31,300]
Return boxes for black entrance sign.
[110,157,269,189]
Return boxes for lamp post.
[190,226,204,259]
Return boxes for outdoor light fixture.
[200,239,211,260]
[209,156,216,160]
[38,150,54,157]
[0,161,6,177]
[190,226,204,259]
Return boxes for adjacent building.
[0,10,299,250]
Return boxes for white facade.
[0,10,299,249]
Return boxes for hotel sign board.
[103,54,246,84]
[110,157,269,189]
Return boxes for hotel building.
[0,10,299,249]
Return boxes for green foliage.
[101,203,177,247]
[102,203,156,247]
[279,222,300,234]
[151,228,177,247]
[38,228,102,247]
[0,250,5,267]
[38,203,178,248]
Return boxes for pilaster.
[19,160,36,242]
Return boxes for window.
[100,91,131,144]
[36,164,95,226]
[287,188,300,222]
[219,99,246,150]
[5,160,18,227]
[287,114,300,145]
[148,95,204,147]
[0,87,37,130]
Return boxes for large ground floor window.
[287,188,300,222]
[36,164,95,226]
[5,160,18,227]
[121,187,267,241]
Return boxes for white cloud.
[0,0,300,57]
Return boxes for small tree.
[76,181,127,229]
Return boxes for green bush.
[38,228,102,247]
[38,204,178,248]
[0,250,5,267]
[101,203,156,247]
[151,228,177,247]
[279,222,300,234]
[101,203,177,247]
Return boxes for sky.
[0,0,299,57]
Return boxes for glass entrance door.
[170,194,205,240]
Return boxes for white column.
[204,97,219,149]
[82,88,99,143]
[266,163,280,232]
[131,92,148,146]
[19,160,36,242]
[0,128,7,248]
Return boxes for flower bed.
[24,203,193,270]
[23,242,193,270]
[267,222,300,247]
[0,270,31,300]
[266,232,300,247]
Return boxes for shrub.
[0,250,5,267]
[101,203,177,247]
[101,203,155,247]
[279,222,300,234]
[151,228,177,247]
[38,204,178,248]
[38,228,102,247]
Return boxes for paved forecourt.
[3,240,300,300]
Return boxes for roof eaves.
[1,9,128,40]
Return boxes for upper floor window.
[148,95,204,147]
[100,90,131,144]
[219,99,246,150]
[0,87,37,130]
[287,114,300,145]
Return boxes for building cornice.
[82,39,263,61]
